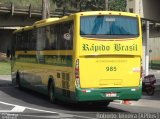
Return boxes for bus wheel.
[16,73,22,89]
[48,81,56,103]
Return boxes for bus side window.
[30,30,37,50]
[36,27,46,51]
[47,24,58,50]
[16,33,22,51]
[24,31,29,51]
[59,21,73,50]
[46,21,73,50]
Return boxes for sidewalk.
[113,70,160,108]
[113,90,160,109]
[149,69,160,91]
[0,75,12,87]
[149,69,160,79]
[130,91,160,109]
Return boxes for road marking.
[18,115,60,119]
[0,101,56,113]
[11,106,26,112]
[0,106,25,112]
[0,101,97,119]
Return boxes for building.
[127,0,160,75]
[127,0,160,22]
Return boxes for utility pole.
[104,0,109,10]
[145,21,150,76]
[42,0,50,19]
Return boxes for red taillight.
[75,59,80,87]
[75,59,79,78]
[82,90,86,93]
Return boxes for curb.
[113,100,123,104]
[155,84,160,91]
[0,83,13,87]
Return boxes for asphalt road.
[0,74,160,119]
[0,86,126,119]
[0,85,160,119]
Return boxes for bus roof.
[34,18,60,25]
[13,25,34,34]
[74,11,140,17]
[13,11,140,34]
[13,17,60,34]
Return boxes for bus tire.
[16,73,22,89]
[48,81,56,103]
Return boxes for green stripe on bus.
[76,87,142,101]
[16,55,73,67]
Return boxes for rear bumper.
[76,86,142,102]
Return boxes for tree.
[80,0,105,11]
[104,0,109,10]
[52,0,105,11]
[52,0,69,8]
[42,0,50,19]
[52,0,126,12]
[108,0,126,11]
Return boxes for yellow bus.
[11,11,142,106]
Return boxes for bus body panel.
[12,50,75,95]
[79,57,141,88]
[76,87,142,101]
[79,37,142,56]
[78,37,142,89]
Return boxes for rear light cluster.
[75,59,80,87]
[140,58,143,85]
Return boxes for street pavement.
[0,73,160,113]
[149,69,160,90]
[130,91,160,109]
[0,75,12,87]
[0,74,160,119]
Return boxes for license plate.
[106,92,117,97]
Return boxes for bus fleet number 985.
[106,66,117,71]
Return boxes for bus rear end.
[75,11,142,103]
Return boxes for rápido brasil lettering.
[82,44,110,52]
[114,44,138,51]
[82,43,138,52]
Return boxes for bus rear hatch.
[79,57,141,88]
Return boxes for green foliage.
[0,62,11,75]
[0,0,57,10]
[52,0,105,11]
[81,0,105,11]
[109,0,126,11]
[0,0,127,11]
[0,0,42,8]
[52,0,82,10]
[52,0,126,11]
